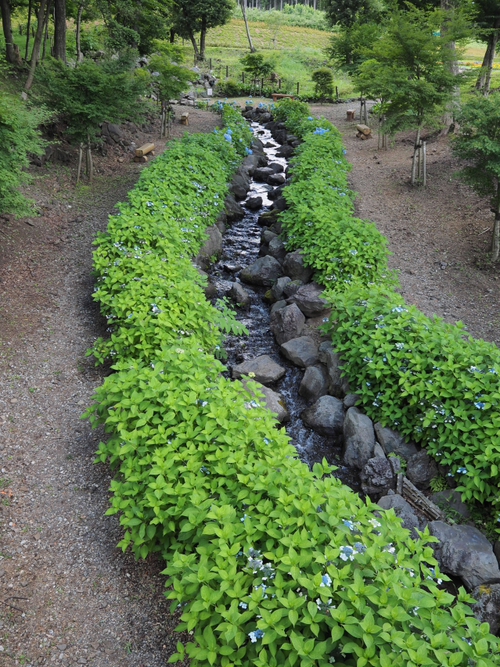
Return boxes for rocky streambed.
[194,106,500,634]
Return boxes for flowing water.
[210,122,360,491]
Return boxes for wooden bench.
[180,111,189,126]
[271,93,295,103]
[134,142,155,163]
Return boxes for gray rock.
[268,173,286,186]
[377,494,422,537]
[301,395,344,440]
[280,336,319,368]
[495,541,500,566]
[288,282,329,317]
[373,442,386,458]
[258,210,279,226]
[231,172,251,200]
[374,423,419,461]
[271,276,292,301]
[272,196,287,212]
[225,195,245,222]
[344,394,360,409]
[276,144,294,158]
[270,299,287,316]
[240,256,283,287]
[254,167,274,182]
[343,407,375,469]
[233,354,285,384]
[283,279,303,298]
[106,122,123,142]
[229,282,251,307]
[429,521,500,589]
[268,237,287,263]
[195,225,223,270]
[262,230,278,245]
[282,251,314,283]
[299,365,329,402]
[361,457,396,499]
[268,162,284,174]
[472,584,500,634]
[246,196,263,210]
[318,341,348,397]
[259,385,289,423]
[406,450,438,490]
[431,489,471,522]
[270,303,305,345]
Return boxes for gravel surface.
[1,101,500,666]
[0,106,219,667]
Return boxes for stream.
[209,121,360,492]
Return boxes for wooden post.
[422,141,427,187]
[76,142,83,184]
[242,71,245,83]
[209,58,212,69]
[296,81,300,96]
[261,78,264,95]
[335,86,339,101]
[226,65,229,78]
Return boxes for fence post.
[296,82,300,96]
[226,65,229,78]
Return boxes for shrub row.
[86,102,500,666]
[276,99,500,516]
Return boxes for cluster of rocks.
[195,112,500,634]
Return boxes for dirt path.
[0,107,219,667]
[311,102,500,346]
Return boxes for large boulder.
[229,282,251,308]
[268,162,284,174]
[231,171,251,200]
[267,237,287,263]
[377,493,423,537]
[361,457,396,500]
[240,256,283,287]
[299,365,329,402]
[374,423,418,461]
[282,251,314,283]
[225,195,245,222]
[254,167,274,182]
[268,173,286,186]
[301,395,344,440]
[259,385,289,423]
[318,341,349,398]
[270,303,305,345]
[430,489,471,522]
[343,407,375,469]
[288,282,329,318]
[429,521,500,590]
[472,584,500,634]
[271,276,292,301]
[232,355,286,385]
[195,225,223,270]
[406,450,438,490]
[245,196,263,211]
[280,336,319,368]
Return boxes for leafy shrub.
[312,67,334,99]
[233,3,330,31]
[86,97,500,667]
[0,92,50,216]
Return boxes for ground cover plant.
[277,98,500,519]
[85,99,500,666]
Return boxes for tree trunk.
[25,0,49,91]
[52,0,66,61]
[199,16,207,61]
[492,181,500,262]
[241,0,256,52]
[188,30,200,61]
[42,0,52,61]
[0,0,22,65]
[476,26,500,95]
[76,2,84,62]
[25,0,32,61]
[411,127,421,186]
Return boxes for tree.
[311,67,334,100]
[354,6,460,184]
[171,0,234,62]
[327,20,380,73]
[0,92,49,216]
[322,0,383,28]
[25,0,50,90]
[53,0,67,61]
[34,54,148,180]
[473,0,500,94]
[453,93,500,260]
[240,0,256,52]
[0,0,23,65]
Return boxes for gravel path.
[0,107,219,667]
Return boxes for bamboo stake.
[422,140,427,187]
[76,143,83,184]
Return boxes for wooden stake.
[76,143,83,184]
[422,140,427,187]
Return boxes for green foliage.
[0,92,49,217]
[453,92,500,201]
[241,52,275,79]
[148,42,193,103]
[34,54,149,144]
[311,67,334,99]
[322,0,384,29]
[328,21,381,75]
[97,0,171,54]
[354,6,462,135]
[233,3,330,31]
[86,95,500,667]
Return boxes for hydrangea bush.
[86,100,500,667]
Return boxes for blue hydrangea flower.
[321,573,332,587]
[248,629,265,643]
[245,147,253,155]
